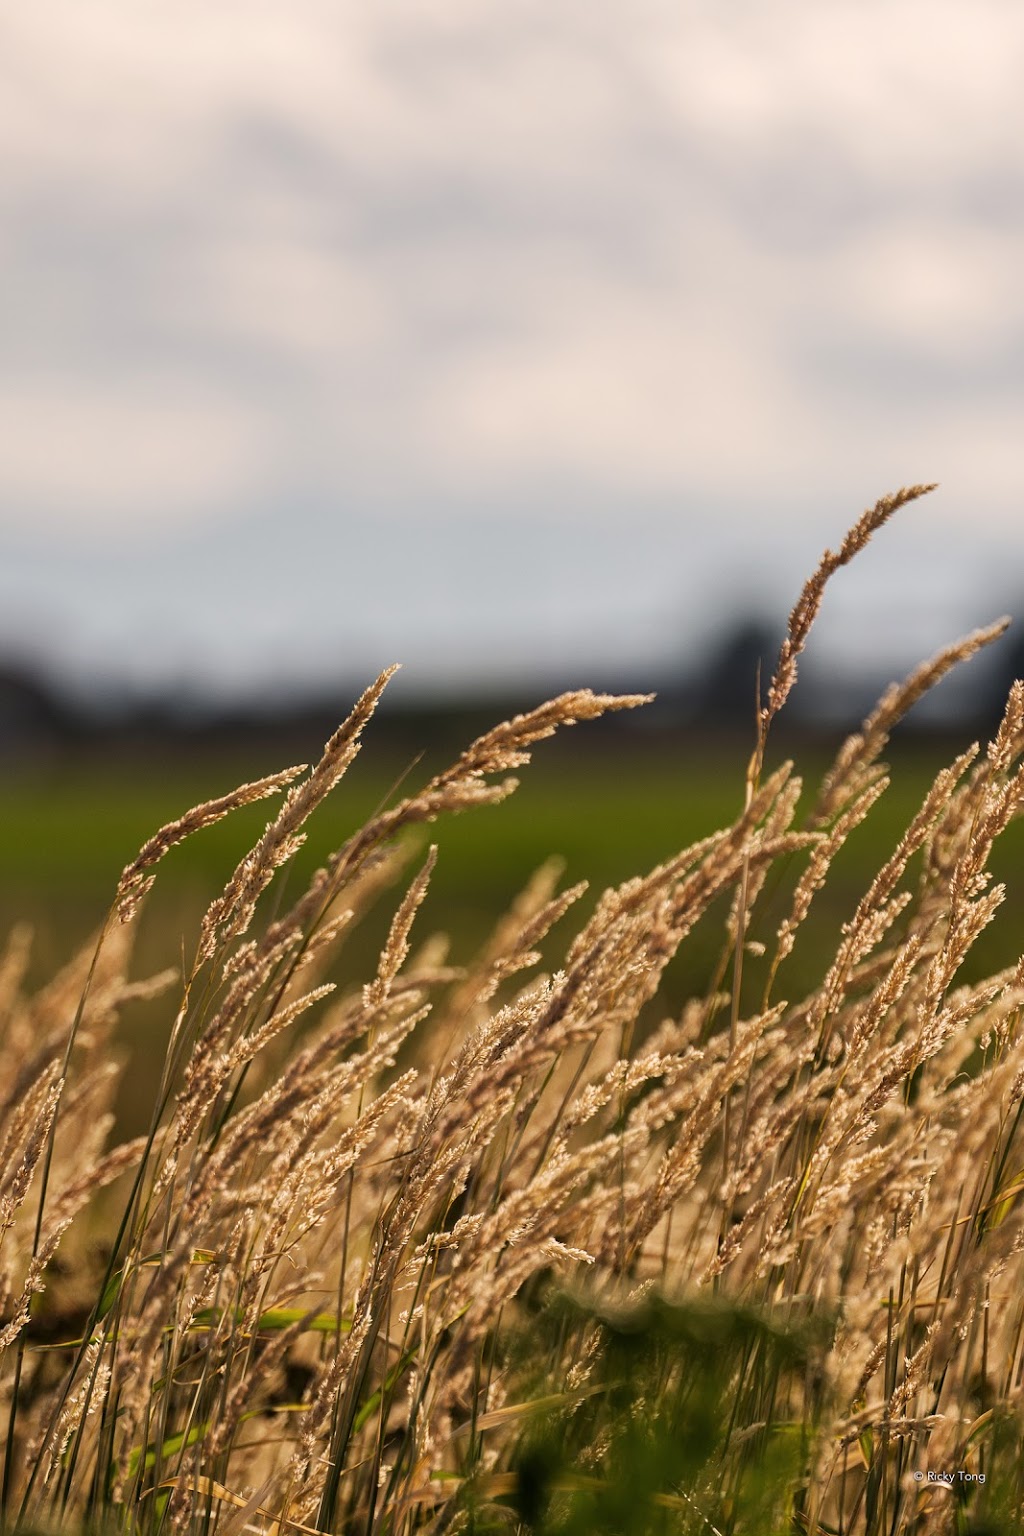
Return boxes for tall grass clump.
[4,485,1024,1535]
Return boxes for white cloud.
[2,6,1022,518]
[0,2,1022,686]
[0,379,266,532]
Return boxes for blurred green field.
[4,730,1024,1135]
[3,733,1015,958]
[0,742,747,953]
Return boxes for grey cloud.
[1,2,1023,692]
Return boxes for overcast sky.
[2,2,1023,705]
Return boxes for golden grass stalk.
[5,490,1024,1536]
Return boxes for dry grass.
[3,486,1024,1534]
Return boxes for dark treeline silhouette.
[2,613,1023,772]
[0,663,86,764]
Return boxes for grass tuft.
[3,489,1024,1534]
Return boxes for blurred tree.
[693,618,780,730]
[0,660,78,766]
